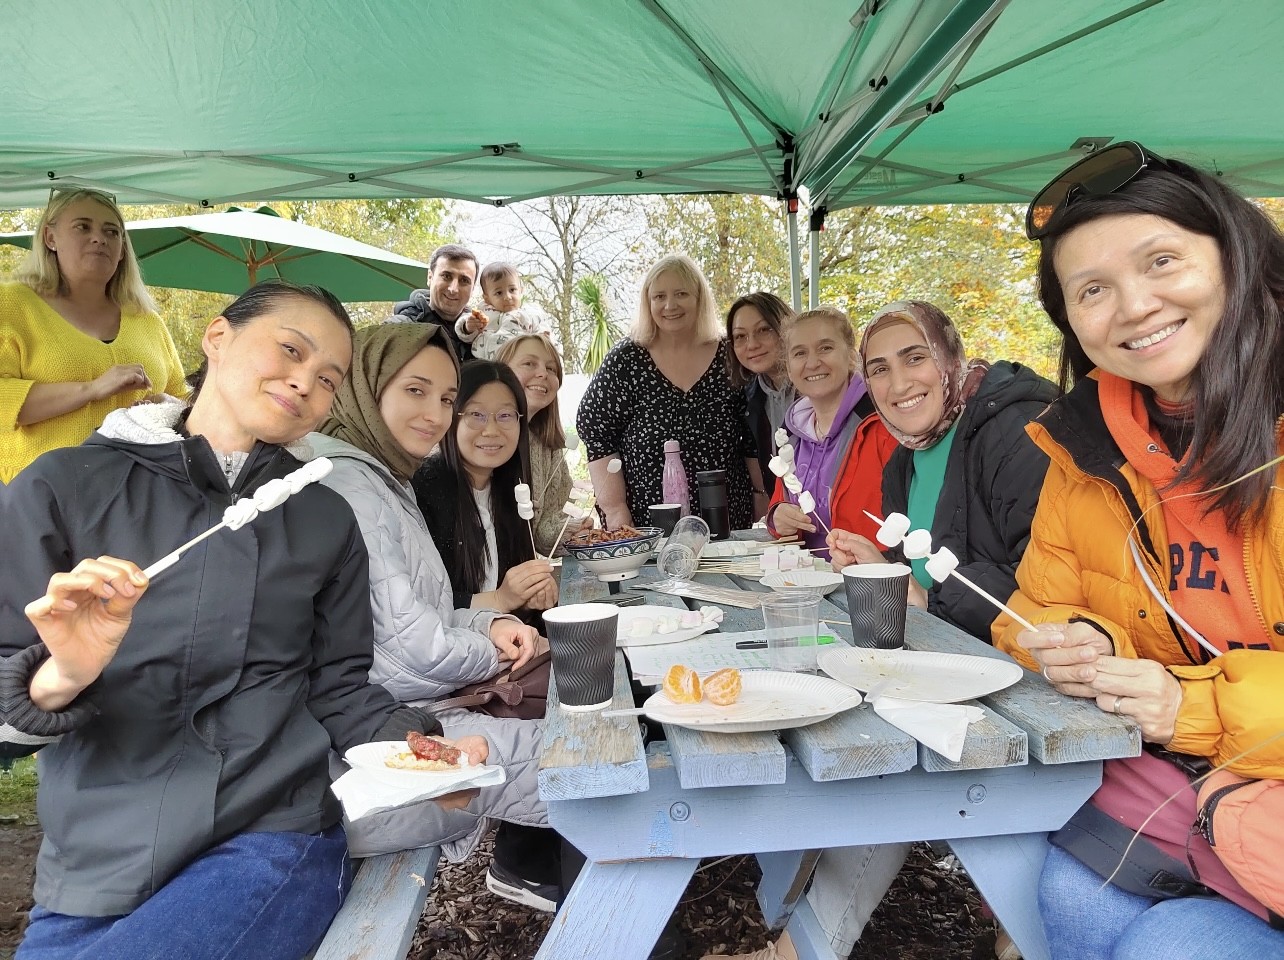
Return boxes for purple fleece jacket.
[775,374,870,551]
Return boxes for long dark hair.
[724,291,794,388]
[440,361,534,594]
[1036,164,1284,526]
[188,281,352,399]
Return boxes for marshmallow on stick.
[514,483,538,556]
[552,482,597,552]
[143,458,334,580]
[859,511,1036,631]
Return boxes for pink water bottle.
[661,439,691,517]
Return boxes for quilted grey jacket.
[305,434,503,704]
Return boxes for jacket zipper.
[1194,777,1257,846]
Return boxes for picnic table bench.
[535,543,1140,960]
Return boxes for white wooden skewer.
[551,497,595,555]
[143,523,230,579]
[859,510,1037,632]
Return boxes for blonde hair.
[15,188,156,314]
[782,306,857,352]
[630,254,720,347]
[495,333,566,450]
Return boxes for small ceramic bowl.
[563,526,664,581]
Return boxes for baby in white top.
[455,262,552,360]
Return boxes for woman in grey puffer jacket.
[306,322,550,866]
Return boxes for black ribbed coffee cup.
[841,563,911,649]
[542,603,620,711]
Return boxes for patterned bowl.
[563,526,664,581]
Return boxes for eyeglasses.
[458,410,522,430]
[1025,141,1172,240]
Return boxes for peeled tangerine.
[702,667,742,706]
[662,664,702,704]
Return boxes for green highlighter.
[734,634,838,650]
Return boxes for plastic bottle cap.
[663,440,680,453]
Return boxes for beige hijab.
[320,322,458,483]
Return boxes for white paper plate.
[343,741,502,795]
[616,605,720,647]
[760,570,844,596]
[642,670,862,733]
[817,648,1023,704]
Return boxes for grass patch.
[0,756,39,821]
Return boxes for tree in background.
[476,196,641,373]
[575,275,624,373]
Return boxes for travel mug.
[696,469,731,541]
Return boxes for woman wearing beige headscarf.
[299,322,554,875]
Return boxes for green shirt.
[905,421,960,588]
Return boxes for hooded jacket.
[766,375,876,550]
[1,400,427,916]
[304,433,502,703]
[994,377,1284,778]
[883,361,1057,641]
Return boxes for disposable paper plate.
[616,605,720,647]
[760,570,843,596]
[344,741,502,795]
[817,648,1023,704]
[643,670,862,733]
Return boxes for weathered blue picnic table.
[535,548,1140,960]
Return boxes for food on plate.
[662,664,702,704]
[702,667,742,706]
[566,525,644,547]
[628,617,655,638]
[384,731,463,771]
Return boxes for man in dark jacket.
[390,243,480,361]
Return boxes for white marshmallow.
[680,610,702,628]
[607,458,623,474]
[759,551,780,573]
[517,503,535,521]
[222,500,260,531]
[294,457,333,486]
[875,512,912,548]
[572,478,594,495]
[252,478,292,511]
[783,474,803,494]
[514,483,531,505]
[901,528,934,560]
[731,542,749,556]
[656,617,678,634]
[562,503,585,519]
[780,550,798,571]
[778,443,795,465]
[925,546,960,583]
[699,605,725,625]
[797,491,815,515]
[768,456,790,477]
[775,428,789,448]
[629,618,653,637]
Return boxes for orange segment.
[702,667,742,706]
[662,664,702,704]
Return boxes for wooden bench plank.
[538,652,649,801]
[665,722,787,788]
[918,704,1027,772]
[781,704,917,780]
[312,848,439,960]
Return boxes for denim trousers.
[806,842,912,954]
[1039,845,1284,960]
[18,824,353,960]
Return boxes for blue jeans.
[18,825,353,960]
[1039,845,1284,960]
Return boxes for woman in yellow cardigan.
[1,188,187,483]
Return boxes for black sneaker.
[485,861,559,912]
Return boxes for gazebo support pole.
[808,206,825,309]
[786,196,802,311]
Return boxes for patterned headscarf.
[858,300,989,450]
[320,322,458,483]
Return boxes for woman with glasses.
[496,334,590,556]
[994,144,1284,957]
[1,188,188,483]
[413,360,558,615]
[577,254,766,530]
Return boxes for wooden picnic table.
[535,540,1140,960]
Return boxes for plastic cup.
[841,563,911,649]
[656,515,709,581]
[542,603,619,711]
[759,591,822,673]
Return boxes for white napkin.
[330,764,506,821]
[870,696,984,763]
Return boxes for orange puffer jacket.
[993,378,1284,779]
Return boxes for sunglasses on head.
[1025,141,1172,240]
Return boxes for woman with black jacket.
[1,281,480,960]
